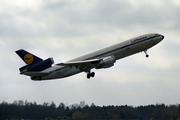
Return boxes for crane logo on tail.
[24,54,34,64]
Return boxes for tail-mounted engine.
[96,55,116,69]
[20,58,54,73]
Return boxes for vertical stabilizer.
[15,49,43,65]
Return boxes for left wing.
[56,59,102,72]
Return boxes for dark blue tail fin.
[16,49,54,77]
[15,49,43,65]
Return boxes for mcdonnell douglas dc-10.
[16,33,164,80]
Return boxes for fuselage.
[36,33,164,80]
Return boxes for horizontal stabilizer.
[21,71,50,77]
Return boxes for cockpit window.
[155,34,159,37]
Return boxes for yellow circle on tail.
[24,54,34,64]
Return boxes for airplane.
[15,33,164,80]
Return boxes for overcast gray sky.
[0,0,180,106]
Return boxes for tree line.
[0,100,180,120]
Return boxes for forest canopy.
[0,100,180,120]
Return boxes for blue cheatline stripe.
[50,35,158,73]
[85,35,157,60]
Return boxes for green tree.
[82,113,89,120]
[72,111,83,120]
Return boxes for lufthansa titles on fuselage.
[131,37,147,44]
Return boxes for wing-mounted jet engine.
[96,55,116,69]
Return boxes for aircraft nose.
[161,35,164,39]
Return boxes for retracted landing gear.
[87,71,95,79]
[144,50,149,58]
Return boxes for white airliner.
[16,33,164,80]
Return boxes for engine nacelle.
[20,57,54,72]
[96,56,116,69]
